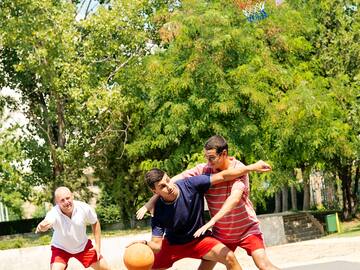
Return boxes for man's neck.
[61,210,72,218]
[217,156,231,171]
[59,204,74,218]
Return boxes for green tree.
[0,0,88,198]
[0,128,29,219]
[308,0,360,218]
[121,0,318,213]
[0,0,178,222]
[1,0,358,223]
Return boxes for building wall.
[258,213,287,246]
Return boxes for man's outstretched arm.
[136,194,159,220]
[35,214,55,233]
[210,160,271,186]
[136,174,189,220]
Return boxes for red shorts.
[50,239,102,268]
[225,234,265,256]
[153,237,222,269]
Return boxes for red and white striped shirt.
[180,157,262,243]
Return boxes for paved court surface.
[174,260,360,270]
[1,234,360,269]
[172,236,360,270]
[284,261,360,270]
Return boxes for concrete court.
[1,234,360,270]
[284,261,360,270]
[172,235,360,270]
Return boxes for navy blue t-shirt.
[151,174,211,245]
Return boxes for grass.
[101,228,150,238]
[0,233,52,250]
[324,216,360,238]
[0,227,150,251]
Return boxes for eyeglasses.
[204,151,224,162]
[205,155,219,162]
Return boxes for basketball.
[123,243,154,270]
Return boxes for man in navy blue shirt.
[137,160,271,270]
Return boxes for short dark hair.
[145,168,165,189]
[204,135,228,154]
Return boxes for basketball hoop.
[234,0,268,22]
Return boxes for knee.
[257,262,267,270]
[225,251,238,266]
[256,260,274,270]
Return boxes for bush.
[96,204,122,224]
[32,206,47,218]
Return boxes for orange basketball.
[123,243,154,270]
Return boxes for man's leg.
[50,246,69,270]
[88,258,111,270]
[197,259,217,270]
[50,262,67,270]
[151,239,176,270]
[238,234,279,270]
[251,249,280,270]
[202,243,242,270]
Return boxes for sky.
[76,0,100,21]
[0,87,28,132]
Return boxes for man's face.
[204,148,226,170]
[55,189,74,216]
[152,174,178,202]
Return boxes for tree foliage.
[0,0,359,221]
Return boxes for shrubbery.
[96,204,122,224]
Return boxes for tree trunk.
[341,177,350,219]
[290,185,298,210]
[282,185,289,212]
[301,165,311,210]
[352,164,359,216]
[56,96,66,148]
[338,162,353,220]
[35,93,65,199]
[274,191,281,213]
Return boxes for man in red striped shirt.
[137,135,279,270]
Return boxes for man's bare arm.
[35,218,53,233]
[127,236,163,254]
[92,220,102,260]
[136,194,160,220]
[194,189,243,237]
[136,174,186,220]
[210,160,271,186]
